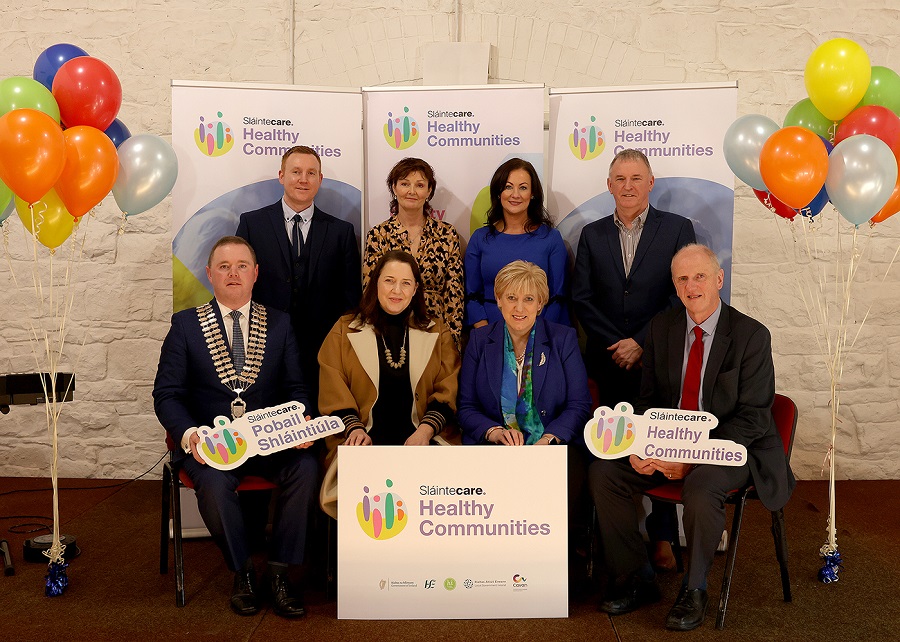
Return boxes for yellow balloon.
[16,188,75,249]
[804,38,871,121]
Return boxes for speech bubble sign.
[196,401,344,470]
[584,402,747,466]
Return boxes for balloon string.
[2,223,19,288]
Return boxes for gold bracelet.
[485,427,502,442]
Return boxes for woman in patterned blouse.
[363,158,465,347]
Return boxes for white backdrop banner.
[337,446,568,619]
[363,85,545,241]
[548,82,737,300]
[170,80,363,312]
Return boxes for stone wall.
[1,1,898,480]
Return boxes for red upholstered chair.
[159,433,277,607]
[644,393,797,629]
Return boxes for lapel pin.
[539,352,546,366]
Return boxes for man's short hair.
[281,145,322,171]
[671,243,720,274]
[207,236,257,267]
[609,148,653,176]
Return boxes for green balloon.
[784,98,834,139]
[857,66,900,116]
[0,76,61,122]
[0,179,13,223]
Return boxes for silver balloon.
[112,134,178,216]
[825,134,898,226]
[723,114,780,191]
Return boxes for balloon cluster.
[0,43,178,249]
[724,38,900,227]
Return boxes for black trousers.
[588,457,749,589]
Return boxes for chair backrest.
[771,393,797,459]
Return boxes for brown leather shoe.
[652,540,677,572]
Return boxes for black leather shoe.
[268,572,307,618]
[666,586,708,631]
[230,567,259,616]
[599,573,661,615]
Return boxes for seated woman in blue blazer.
[459,260,591,447]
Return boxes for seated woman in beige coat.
[318,250,460,516]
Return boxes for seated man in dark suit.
[153,236,317,618]
[236,145,362,415]
[588,243,795,631]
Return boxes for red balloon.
[753,189,796,220]
[836,105,900,160]
[0,108,66,204]
[759,127,829,209]
[55,126,119,218]
[52,57,122,130]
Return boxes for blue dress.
[464,224,570,326]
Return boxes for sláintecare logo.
[357,478,409,540]
[194,111,235,157]
[383,107,419,150]
[587,403,636,456]
[568,116,605,160]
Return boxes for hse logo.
[443,578,457,591]
[425,579,436,589]
[198,417,249,467]
[194,111,234,157]
[357,478,409,540]
[586,403,636,456]
[569,116,605,160]
[384,107,419,150]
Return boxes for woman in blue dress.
[465,158,570,328]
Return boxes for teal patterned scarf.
[500,326,544,444]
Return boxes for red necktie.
[680,326,704,411]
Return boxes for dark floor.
[0,477,897,641]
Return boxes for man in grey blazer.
[588,244,795,631]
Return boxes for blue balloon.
[104,118,132,148]
[33,43,88,91]
[798,184,829,219]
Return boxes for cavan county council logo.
[198,417,249,467]
[384,107,419,150]
[194,111,234,157]
[569,116,605,160]
[587,403,636,455]
[357,479,409,540]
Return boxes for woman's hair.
[387,157,436,216]
[493,260,550,308]
[357,250,431,332]
[485,158,553,233]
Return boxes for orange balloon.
[759,126,829,209]
[871,173,900,224]
[55,125,118,217]
[0,108,66,204]
[15,188,75,249]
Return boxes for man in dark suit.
[572,148,695,409]
[236,145,361,415]
[588,244,795,631]
[153,236,317,618]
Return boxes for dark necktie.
[680,325,704,411]
[230,310,245,373]
[292,213,304,257]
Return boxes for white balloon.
[723,114,780,191]
[112,134,178,216]
[825,134,898,225]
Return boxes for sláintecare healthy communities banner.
[363,85,544,241]
[337,446,568,619]
[548,82,737,299]
[171,81,363,312]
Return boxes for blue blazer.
[153,301,308,447]
[235,201,362,348]
[458,318,591,445]
[572,206,695,360]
